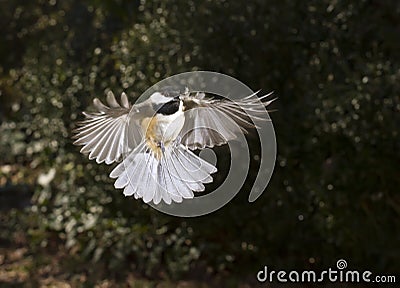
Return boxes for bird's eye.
[153,99,180,115]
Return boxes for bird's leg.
[158,141,165,153]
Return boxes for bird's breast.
[141,112,185,157]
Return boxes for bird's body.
[73,88,274,205]
[141,99,185,159]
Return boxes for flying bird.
[72,87,274,205]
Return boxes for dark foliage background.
[1,0,399,285]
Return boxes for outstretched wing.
[72,91,142,164]
[180,91,275,150]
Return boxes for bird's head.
[149,88,182,116]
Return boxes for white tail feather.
[110,142,217,204]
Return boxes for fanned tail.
[110,141,217,204]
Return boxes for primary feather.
[180,91,275,150]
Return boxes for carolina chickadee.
[72,88,274,205]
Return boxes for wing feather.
[181,91,275,149]
[73,91,142,164]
